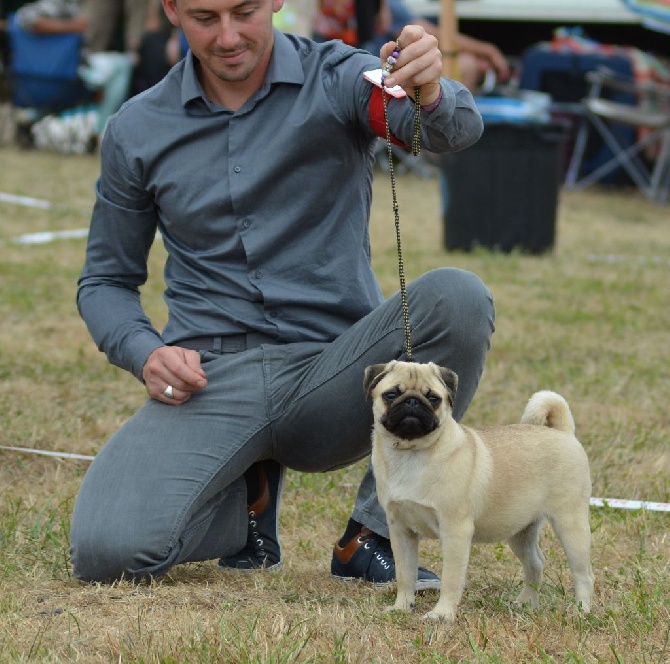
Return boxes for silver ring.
[163,385,174,399]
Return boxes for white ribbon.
[1,445,669,512]
[0,445,94,461]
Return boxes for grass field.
[0,145,668,663]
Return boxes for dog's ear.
[433,365,458,407]
[364,363,391,399]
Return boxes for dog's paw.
[423,608,455,622]
[386,601,414,614]
[514,588,539,609]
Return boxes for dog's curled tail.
[521,390,575,434]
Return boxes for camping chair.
[6,12,90,142]
[564,66,670,204]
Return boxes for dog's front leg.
[387,515,419,613]
[425,520,474,621]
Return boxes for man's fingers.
[382,27,441,91]
[143,346,207,403]
[183,348,207,380]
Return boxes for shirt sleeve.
[413,77,485,153]
[337,49,484,153]
[77,121,164,381]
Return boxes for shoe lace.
[359,531,393,572]
[247,508,267,560]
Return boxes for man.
[70,0,495,587]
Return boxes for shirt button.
[234,166,241,173]
[255,270,263,279]
[242,218,250,229]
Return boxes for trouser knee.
[411,268,495,349]
[409,268,495,418]
[70,528,158,583]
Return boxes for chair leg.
[589,114,654,194]
[650,133,670,204]
[564,114,591,188]
[567,111,670,204]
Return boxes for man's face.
[163,0,283,85]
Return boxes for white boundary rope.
[588,497,670,512]
[11,228,89,245]
[1,190,90,246]
[0,191,52,209]
[0,445,94,461]
[1,445,669,512]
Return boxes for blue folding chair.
[7,12,89,114]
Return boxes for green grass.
[0,145,669,662]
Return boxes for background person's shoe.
[218,460,285,571]
[331,526,440,591]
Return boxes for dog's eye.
[382,390,398,402]
[427,394,442,406]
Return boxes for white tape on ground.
[11,228,89,245]
[1,445,669,512]
[0,191,51,209]
[0,445,94,461]
[589,497,670,512]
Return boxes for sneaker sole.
[218,560,283,573]
[331,573,393,589]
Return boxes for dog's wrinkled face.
[365,361,458,448]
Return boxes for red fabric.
[368,85,410,148]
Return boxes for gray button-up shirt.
[78,30,483,380]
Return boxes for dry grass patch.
[1,146,669,662]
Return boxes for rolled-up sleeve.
[338,49,483,155]
[417,78,484,152]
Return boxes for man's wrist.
[420,87,443,113]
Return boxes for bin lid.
[475,91,551,124]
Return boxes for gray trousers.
[70,269,495,581]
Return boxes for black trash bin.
[440,121,568,253]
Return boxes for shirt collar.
[180,29,304,110]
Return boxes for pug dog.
[365,360,594,621]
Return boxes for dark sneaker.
[331,526,440,591]
[218,460,285,572]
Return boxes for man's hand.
[380,25,442,106]
[142,346,207,405]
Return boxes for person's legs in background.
[84,0,121,53]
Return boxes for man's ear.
[272,0,286,14]
[161,0,180,28]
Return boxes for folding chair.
[6,12,90,143]
[565,66,670,204]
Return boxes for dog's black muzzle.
[382,396,439,440]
